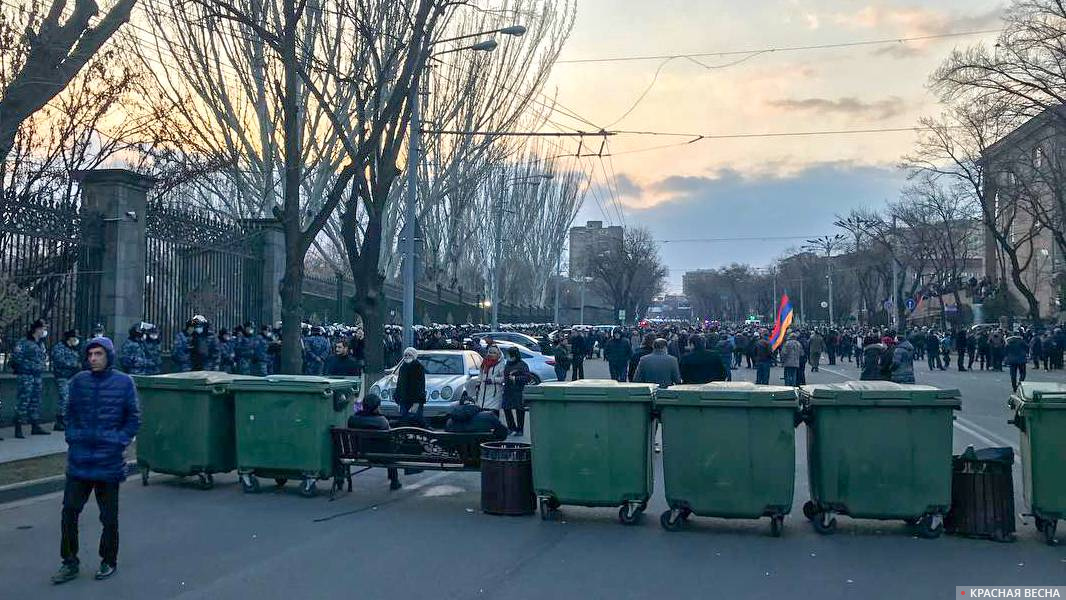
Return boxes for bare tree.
[0,0,137,175]
[586,227,667,322]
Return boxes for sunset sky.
[542,0,1004,291]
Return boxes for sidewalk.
[0,426,68,464]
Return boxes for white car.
[370,350,484,422]
[492,341,559,383]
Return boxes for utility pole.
[799,277,806,324]
[827,260,835,326]
[402,68,420,349]
[553,254,561,324]
[491,203,502,330]
[804,234,846,327]
[579,279,586,325]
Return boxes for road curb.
[0,461,139,506]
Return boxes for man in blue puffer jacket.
[51,337,140,585]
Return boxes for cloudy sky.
[542,0,1004,291]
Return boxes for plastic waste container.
[1009,382,1066,545]
[655,382,799,536]
[230,375,356,497]
[481,442,534,516]
[525,380,655,525]
[133,371,257,489]
[945,446,1015,542]
[799,381,961,538]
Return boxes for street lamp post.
[804,234,846,326]
[402,26,525,348]
[490,173,553,330]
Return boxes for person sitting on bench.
[346,394,402,490]
[444,403,508,440]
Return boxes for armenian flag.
[768,294,794,351]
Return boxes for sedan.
[469,331,543,354]
[370,350,484,422]
[491,341,560,383]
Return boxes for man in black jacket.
[569,332,587,380]
[678,336,728,384]
[394,348,426,422]
[326,341,362,376]
[347,395,401,490]
[603,329,633,382]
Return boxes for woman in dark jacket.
[394,347,426,422]
[860,337,886,381]
[501,347,531,436]
[628,334,656,381]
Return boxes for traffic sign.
[883,299,894,311]
[905,298,917,311]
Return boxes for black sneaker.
[94,562,116,581]
[51,563,79,585]
[389,480,402,491]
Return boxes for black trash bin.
[481,442,534,516]
[945,446,1016,542]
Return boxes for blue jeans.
[756,362,771,385]
[784,366,798,387]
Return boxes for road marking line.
[955,417,1018,450]
[953,421,998,447]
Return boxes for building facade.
[568,220,624,279]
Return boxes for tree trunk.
[279,256,305,374]
[278,0,304,374]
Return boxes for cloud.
[825,5,1004,58]
[612,172,643,198]
[767,96,908,120]
[573,162,908,289]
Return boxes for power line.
[555,29,1002,64]
[658,235,821,243]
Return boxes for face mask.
[403,355,416,364]
[194,327,204,334]
[40,330,48,339]
[69,339,80,347]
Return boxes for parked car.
[370,350,484,423]
[468,331,543,353]
[492,341,557,383]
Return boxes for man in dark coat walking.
[52,337,140,584]
[569,331,587,380]
[603,329,633,382]
[679,336,728,384]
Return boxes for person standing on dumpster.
[50,336,140,585]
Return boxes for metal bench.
[330,427,499,498]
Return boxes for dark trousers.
[503,408,525,432]
[958,350,967,370]
[1009,363,1027,391]
[784,366,798,387]
[571,359,585,381]
[927,352,942,370]
[554,366,569,382]
[398,402,424,422]
[61,477,119,567]
[608,362,627,382]
[755,361,771,385]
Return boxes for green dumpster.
[1009,382,1066,545]
[655,382,799,535]
[525,380,655,524]
[800,381,961,538]
[230,375,356,498]
[133,371,257,490]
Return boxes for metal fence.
[144,198,265,351]
[0,194,101,352]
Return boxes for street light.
[403,29,522,348]
[803,234,847,326]
[491,172,552,330]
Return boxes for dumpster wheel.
[812,511,836,535]
[916,514,944,539]
[300,478,318,498]
[240,473,260,494]
[1037,518,1058,546]
[802,501,818,521]
[618,502,643,525]
[769,515,784,538]
[196,473,214,491]
[538,497,560,521]
[274,478,288,488]
[660,509,689,532]
[141,468,149,487]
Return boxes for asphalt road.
[0,358,1063,600]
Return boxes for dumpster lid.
[132,371,259,390]
[800,381,960,406]
[1016,382,1066,403]
[228,374,357,393]
[656,382,798,405]
[523,379,655,403]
